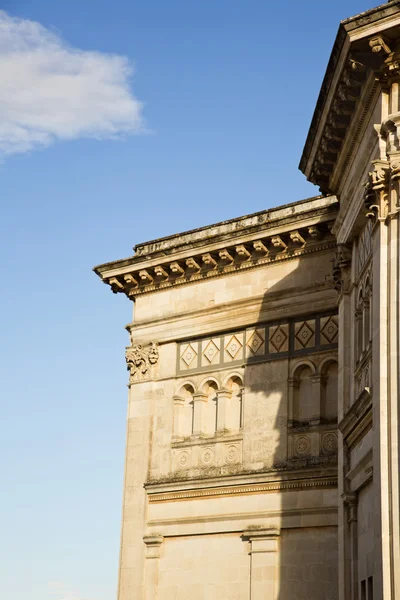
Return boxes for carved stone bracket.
[125,342,159,384]
[309,57,368,192]
[104,221,335,299]
[364,159,390,221]
[332,244,352,293]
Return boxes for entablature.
[94,197,338,300]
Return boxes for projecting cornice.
[300,0,400,195]
[94,196,338,300]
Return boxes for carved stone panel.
[125,342,159,384]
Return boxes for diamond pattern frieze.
[180,343,198,369]
[246,329,265,357]
[320,316,338,345]
[176,312,338,374]
[269,324,289,353]
[225,335,243,360]
[202,339,220,366]
[294,320,315,350]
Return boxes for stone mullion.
[172,395,185,440]
[310,375,322,425]
[216,388,232,433]
[192,393,208,436]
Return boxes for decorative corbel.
[170,262,185,277]
[253,239,269,255]
[186,257,201,272]
[270,236,287,251]
[308,225,321,239]
[369,36,391,56]
[235,244,251,260]
[219,248,234,264]
[289,230,305,246]
[123,273,138,287]
[139,269,154,284]
[154,265,168,279]
[108,277,124,292]
[202,253,217,269]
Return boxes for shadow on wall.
[169,222,340,599]
[243,240,339,600]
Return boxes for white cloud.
[0,11,144,157]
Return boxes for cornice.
[96,224,337,300]
[300,1,400,194]
[146,476,338,503]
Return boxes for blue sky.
[0,1,375,599]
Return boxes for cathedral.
[94,2,400,598]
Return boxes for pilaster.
[243,528,280,600]
[143,535,164,600]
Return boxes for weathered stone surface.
[94,2,400,599]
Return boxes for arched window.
[202,380,218,434]
[174,383,194,438]
[224,375,244,431]
[293,365,313,424]
[320,360,338,423]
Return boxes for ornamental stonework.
[177,312,338,374]
[125,342,159,384]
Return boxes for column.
[287,378,297,427]
[216,388,232,432]
[310,375,322,425]
[143,535,163,600]
[192,392,208,436]
[172,395,185,440]
[244,528,280,600]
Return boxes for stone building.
[94,2,400,599]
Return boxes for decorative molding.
[102,224,336,299]
[143,535,164,559]
[339,389,372,450]
[306,58,369,193]
[177,311,338,375]
[125,342,159,384]
[146,477,338,503]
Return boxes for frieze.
[171,439,243,472]
[177,312,338,375]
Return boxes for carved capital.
[364,160,390,221]
[125,341,159,384]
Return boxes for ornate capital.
[364,159,390,221]
[125,342,159,384]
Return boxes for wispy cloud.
[0,11,144,157]
[48,581,96,600]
